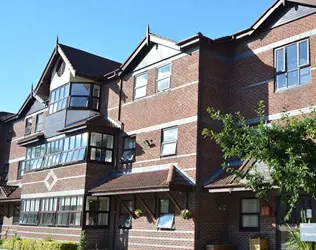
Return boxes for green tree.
[202,101,316,218]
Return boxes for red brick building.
[0,0,316,249]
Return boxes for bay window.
[49,84,69,114]
[240,198,260,231]
[20,199,40,225]
[275,39,311,90]
[161,127,178,156]
[86,197,110,226]
[69,83,100,110]
[57,196,83,226]
[90,133,114,163]
[40,198,57,225]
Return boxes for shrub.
[2,239,78,250]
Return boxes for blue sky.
[0,0,273,113]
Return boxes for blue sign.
[300,223,316,242]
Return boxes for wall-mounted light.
[143,139,154,147]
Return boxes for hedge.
[2,239,78,250]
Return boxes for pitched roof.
[0,186,21,202]
[58,43,121,79]
[203,160,255,189]
[0,112,15,122]
[216,0,316,41]
[90,165,193,195]
[57,114,121,133]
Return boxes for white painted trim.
[108,80,198,111]
[107,116,122,129]
[150,35,180,51]
[25,108,48,119]
[130,47,199,76]
[253,0,283,30]
[8,157,25,164]
[133,153,196,164]
[237,27,316,58]
[23,162,85,176]
[18,231,80,237]
[21,189,85,199]
[130,229,194,233]
[247,105,316,124]
[129,236,194,241]
[57,45,76,77]
[127,116,197,135]
[183,168,196,171]
[62,125,87,134]
[17,225,82,231]
[126,163,174,174]
[179,39,200,49]
[208,187,251,193]
[22,175,86,186]
[242,79,273,89]
[93,188,170,196]
[46,134,65,142]
[128,242,194,249]
[311,67,316,71]
[11,136,24,143]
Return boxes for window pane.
[242,215,259,228]
[75,134,82,148]
[90,148,101,161]
[163,128,178,143]
[93,85,100,97]
[69,136,76,149]
[276,73,286,89]
[157,214,174,229]
[300,67,311,85]
[92,98,99,110]
[134,86,146,99]
[98,213,109,226]
[286,44,298,71]
[99,197,110,211]
[57,213,69,225]
[157,78,170,92]
[71,83,91,96]
[288,70,299,87]
[70,97,89,107]
[64,137,69,150]
[135,73,148,88]
[104,150,113,162]
[66,151,73,163]
[82,133,88,147]
[91,133,102,146]
[119,215,132,228]
[162,143,176,156]
[78,148,85,161]
[241,199,259,213]
[86,212,98,226]
[103,135,114,148]
[160,199,170,214]
[299,41,308,66]
[121,150,135,162]
[124,137,136,150]
[276,48,284,73]
[86,197,98,211]
[158,64,171,80]
[72,150,79,161]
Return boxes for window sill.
[275,82,312,93]
[160,153,177,158]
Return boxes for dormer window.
[69,83,100,110]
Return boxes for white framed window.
[275,39,311,90]
[240,198,260,231]
[157,63,171,92]
[134,72,148,99]
[157,198,175,229]
[161,127,178,156]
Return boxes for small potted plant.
[134,209,143,218]
[181,209,192,220]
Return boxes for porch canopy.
[203,160,270,193]
[0,185,21,217]
[89,165,193,196]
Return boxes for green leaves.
[204,102,316,218]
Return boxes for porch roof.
[203,160,256,191]
[0,186,21,202]
[89,165,193,196]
